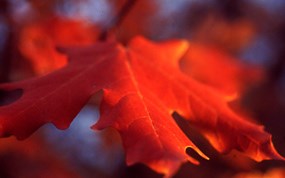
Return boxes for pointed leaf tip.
[142,163,173,178]
[185,146,210,162]
[257,139,285,161]
[128,36,189,66]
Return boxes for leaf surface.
[180,43,263,94]
[0,36,283,177]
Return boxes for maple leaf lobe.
[92,37,209,176]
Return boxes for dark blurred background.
[0,0,285,177]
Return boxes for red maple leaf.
[19,17,100,75]
[0,36,283,177]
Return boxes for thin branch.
[0,1,13,83]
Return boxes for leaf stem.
[98,0,137,41]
